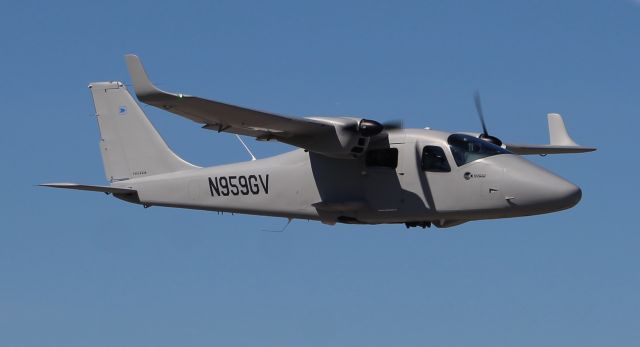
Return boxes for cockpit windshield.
[448,134,509,167]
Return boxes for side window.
[422,146,451,172]
[365,148,398,169]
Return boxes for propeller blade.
[343,122,358,132]
[474,91,489,136]
[382,119,403,130]
[473,91,503,147]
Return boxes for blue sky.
[1,0,638,346]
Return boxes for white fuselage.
[113,130,581,226]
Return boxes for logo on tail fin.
[118,106,127,115]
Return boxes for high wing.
[125,54,333,140]
[125,55,594,157]
[505,144,594,155]
[125,55,371,158]
[505,113,596,155]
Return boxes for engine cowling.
[356,119,384,137]
[298,117,383,158]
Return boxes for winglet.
[124,54,169,100]
[548,113,578,146]
[505,113,596,155]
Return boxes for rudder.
[90,82,197,182]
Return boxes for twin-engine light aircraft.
[42,55,596,228]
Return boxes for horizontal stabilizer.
[39,183,136,194]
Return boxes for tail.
[90,81,198,182]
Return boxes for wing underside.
[125,55,333,141]
[504,113,596,155]
[505,143,595,155]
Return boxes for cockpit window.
[421,146,451,172]
[448,134,509,167]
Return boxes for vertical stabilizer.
[90,82,198,182]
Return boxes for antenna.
[235,135,257,161]
[261,218,292,232]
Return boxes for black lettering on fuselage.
[248,175,259,194]
[219,176,229,196]
[208,174,270,197]
[259,175,269,194]
[229,176,239,195]
[208,177,220,196]
[238,176,249,195]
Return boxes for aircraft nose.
[502,156,582,213]
[539,174,582,210]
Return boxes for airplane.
[41,55,596,229]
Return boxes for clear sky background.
[1,0,638,346]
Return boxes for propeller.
[356,119,384,136]
[381,119,403,131]
[473,91,503,146]
[345,118,403,137]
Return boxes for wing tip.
[124,54,162,99]
[547,113,580,146]
[39,182,79,188]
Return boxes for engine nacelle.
[288,117,382,159]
